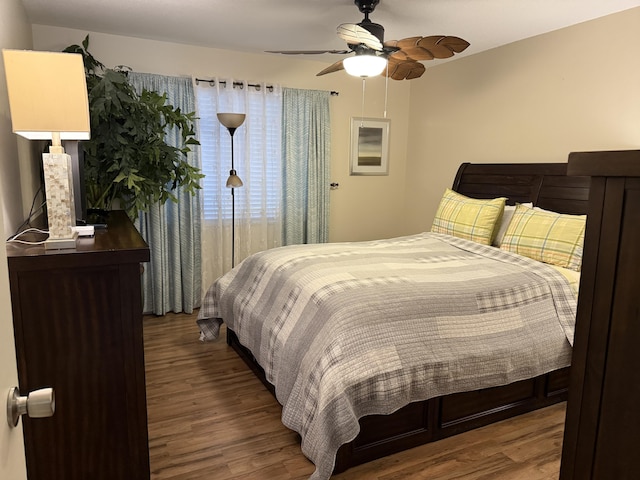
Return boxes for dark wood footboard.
[226,327,569,475]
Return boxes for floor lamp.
[217,113,246,268]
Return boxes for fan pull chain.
[383,62,389,119]
[360,77,366,126]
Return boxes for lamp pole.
[230,130,237,269]
[217,113,246,269]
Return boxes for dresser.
[7,210,151,480]
[561,150,640,479]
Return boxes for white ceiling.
[20,0,640,64]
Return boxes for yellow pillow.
[500,204,586,271]
[431,189,506,245]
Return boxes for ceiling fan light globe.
[343,55,387,78]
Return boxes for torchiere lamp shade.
[217,113,246,131]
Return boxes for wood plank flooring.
[143,311,566,480]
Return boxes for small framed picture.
[350,117,390,176]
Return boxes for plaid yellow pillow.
[431,189,506,245]
[500,204,586,271]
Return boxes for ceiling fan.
[266,0,470,80]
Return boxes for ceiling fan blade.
[384,37,430,61]
[337,23,383,51]
[316,59,345,77]
[418,35,470,56]
[385,35,470,61]
[266,49,351,55]
[385,58,426,80]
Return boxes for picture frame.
[350,117,390,176]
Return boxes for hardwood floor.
[144,311,566,480]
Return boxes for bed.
[197,162,591,480]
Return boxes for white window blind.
[196,80,282,221]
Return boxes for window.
[196,81,282,221]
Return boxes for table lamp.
[3,49,90,249]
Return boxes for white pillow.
[493,202,533,247]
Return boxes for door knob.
[6,386,55,428]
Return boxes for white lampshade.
[343,54,388,78]
[2,49,90,142]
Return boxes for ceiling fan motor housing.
[355,0,380,15]
[359,20,384,44]
[355,0,384,43]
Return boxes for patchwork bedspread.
[198,232,576,480]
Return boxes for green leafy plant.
[63,36,202,218]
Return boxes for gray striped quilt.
[197,232,576,480]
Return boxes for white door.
[0,205,27,479]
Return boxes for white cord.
[6,239,48,245]
[6,227,49,245]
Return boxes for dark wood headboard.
[452,162,591,215]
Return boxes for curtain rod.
[194,78,339,96]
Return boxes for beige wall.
[1,1,41,239]
[32,25,412,242]
[403,7,640,235]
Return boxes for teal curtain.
[282,88,331,245]
[128,72,201,315]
